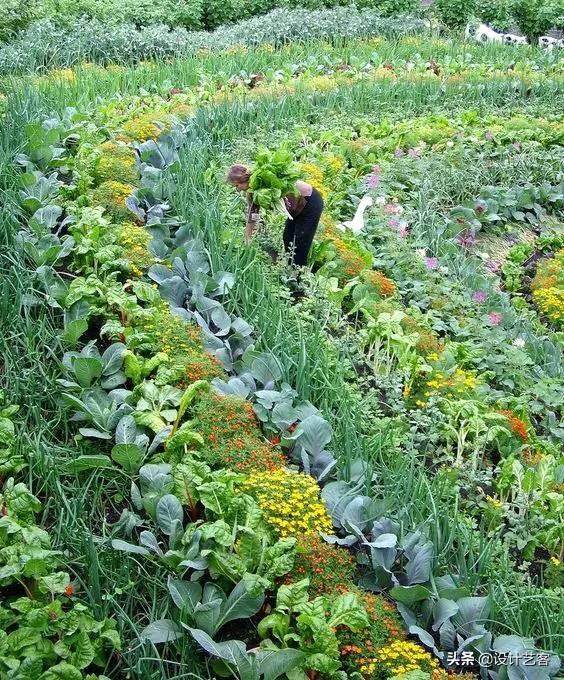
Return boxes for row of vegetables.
[9,102,445,679]
[5,60,562,680]
[227,108,564,560]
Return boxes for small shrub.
[190,393,286,473]
[240,468,333,538]
[91,180,134,218]
[356,0,419,16]
[117,222,154,276]
[45,0,203,29]
[531,250,564,328]
[339,593,406,677]
[0,0,44,42]
[120,116,164,142]
[284,532,356,596]
[362,269,397,298]
[479,0,514,31]
[93,141,139,185]
[511,0,562,42]
[434,0,477,28]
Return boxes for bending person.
[227,163,324,267]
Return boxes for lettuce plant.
[248,147,300,211]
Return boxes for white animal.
[474,23,504,44]
[465,22,478,39]
[340,195,374,235]
[504,33,528,45]
[539,36,558,50]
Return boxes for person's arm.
[245,195,260,244]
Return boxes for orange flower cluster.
[498,409,528,442]
[338,592,405,677]
[222,438,286,474]
[284,532,356,596]
[362,269,397,297]
[181,352,225,384]
[521,448,544,466]
[190,393,286,473]
[329,235,373,278]
[401,315,442,356]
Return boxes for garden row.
[2,2,564,80]
[2,39,562,679]
[6,79,445,679]
[3,0,564,42]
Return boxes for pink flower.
[424,256,439,270]
[367,166,381,189]
[384,203,402,215]
[513,142,521,151]
[472,290,487,303]
[394,148,405,158]
[485,130,494,141]
[457,231,476,248]
[488,312,503,326]
[408,148,421,159]
[388,217,400,229]
[398,224,409,238]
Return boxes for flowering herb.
[285,532,356,596]
[240,468,333,538]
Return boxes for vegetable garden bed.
[0,29,562,680]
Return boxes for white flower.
[513,337,526,348]
[446,141,454,148]
[375,195,387,206]
[416,248,427,258]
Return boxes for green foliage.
[204,0,249,29]
[5,27,564,680]
[479,0,514,31]
[0,598,119,678]
[511,0,564,41]
[0,8,428,76]
[0,478,119,677]
[248,147,300,211]
[0,0,43,42]
[356,0,419,15]
[434,0,477,27]
[258,582,369,677]
[45,0,204,29]
[0,394,21,475]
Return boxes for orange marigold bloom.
[498,409,528,442]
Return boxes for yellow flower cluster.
[117,222,155,277]
[121,116,164,142]
[531,251,563,328]
[142,300,203,357]
[324,154,345,175]
[372,640,440,676]
[486,495,503,509]
[48,68,76,83]
[94,141,139,185]
[240,468,333,538]
[533,287,563,326]
[425,368,478,397]
[300,162,327,197]
[91,181,135,218]
[309,74,339,92]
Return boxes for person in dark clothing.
[226,163,324,267]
